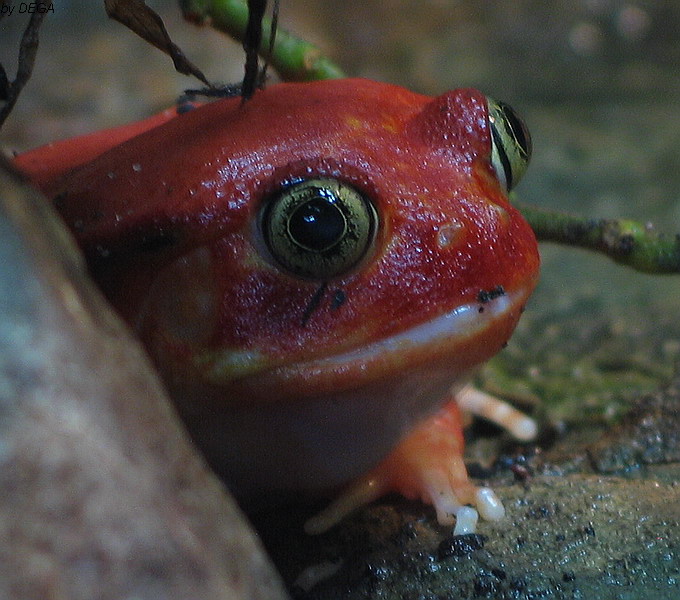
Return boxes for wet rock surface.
[0,165,288,599]
[588,374,680,472]
[256,473,680,599]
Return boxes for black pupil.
[288,196,346,252]
[500,102,532,159]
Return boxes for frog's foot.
[304,397,507,535]
[456,385,537,441]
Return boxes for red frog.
[14,78,539,534]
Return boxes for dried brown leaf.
[104,0,209,85]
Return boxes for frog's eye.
[261,178,378,280]
[487,98,532,191]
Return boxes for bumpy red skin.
[15,79,539,507]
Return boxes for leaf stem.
[180,0,346,81]
[514,200,680,274]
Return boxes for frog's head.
[36,79,539,493]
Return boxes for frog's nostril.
[436,221,464,249]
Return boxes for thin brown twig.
[0,11,47,130]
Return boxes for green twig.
[180,0,346,81]
[514,200,680,274]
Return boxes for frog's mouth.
[137,246,535,401]
[146,275,535,497]
[197,281,534,402]
[314,289,517,365]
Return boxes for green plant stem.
[514,200,680,274]
[180,0,346,81]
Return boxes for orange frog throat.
[13,78,540,532]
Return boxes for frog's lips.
[200,282,534,399]
[317,290,518,365]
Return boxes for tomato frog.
[13,78,540,534]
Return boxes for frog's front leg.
[456,386,537,442]
[304,388,537,535]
